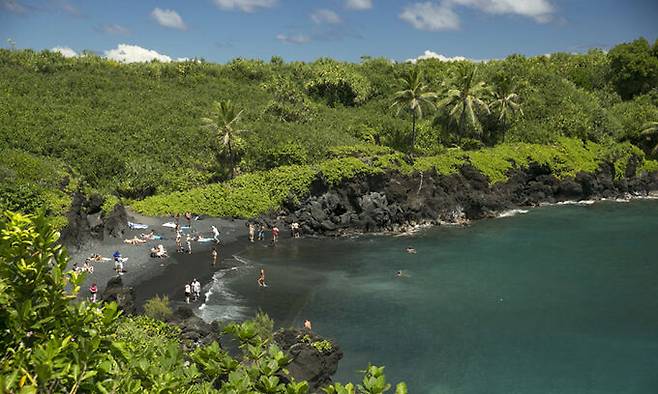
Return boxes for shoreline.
[66,191,658,316]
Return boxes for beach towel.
[197,237,214,242]
[162,222,176,228]
[128,221,149,230]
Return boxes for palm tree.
[202,100,245,179]
[391,68,437,152]
[439,65,490,140]
[490,82,523,140]
[640,121,658,156]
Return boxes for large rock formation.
[61,193,128,247]
[274,329,343,392]
[269,160,658,235]
[101,276,136,315]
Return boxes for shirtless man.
[257,269,266,287]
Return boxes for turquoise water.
[202,201,658,393]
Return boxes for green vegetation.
[0,37,657,223]
[134,138,653,217]
[0,212,405,393]
[143,295,174,321]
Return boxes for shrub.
[143,294,174,321]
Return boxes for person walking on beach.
[248,223,255,243]
[184,283,191,304]
[186,234,192,254]
[211,225,220,243]
[257,269,267,287]
[192,278,201,301]
[176,231,182,253]
[258,224,265,241]
[271,226,280,245]
[211,247,218,266]
[89,283,98,302]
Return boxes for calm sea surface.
[199,200,658,393]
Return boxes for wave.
[497,209,529,218]
[197,265,248,323]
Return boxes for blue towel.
[128,221,149,230]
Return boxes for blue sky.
[1,0,657,63]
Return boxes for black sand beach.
[67,208,250,310]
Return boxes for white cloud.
[401,0,555,31]
[151,8,187,30]
[346,0,372,10]
[101,24,131,35]
[311,9,341,24]
[104,44,172,63]
[449,0,554,23]
[406,50,468,63]
[51,46,77,58]
[400,2,459,31]
[276,33,311,44]
[213,0,276,12]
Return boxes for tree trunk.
[228,139,234,179]
[411,112,416,153]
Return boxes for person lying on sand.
[89,253,104,262]
[124,236,147,245]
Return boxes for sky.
[1,0,657,63]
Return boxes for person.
[211,225,220,243]
[89,282,98,302]
[184,283,191,304]
[405,247,417,254]
[83,260,94,273]
[396,270,403,277]
[257,269,266,287]
[73,262,82,274]
[192,278,201,301]
[271,226,280,245]
[186,234,192,254]
[176,231,182,253]
[124,236,146,245]
[304,319,312,331]
[258,224,265,241]
[248,223,255,243]
[154,244,168,258]
[211,247,218,266]
[113,251,124,275]
[291,222,300,238]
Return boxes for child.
[89,283,98,302]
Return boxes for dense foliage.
[133,138,658,217]
[0,212,406,393]
[0,37,657,222]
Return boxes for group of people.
[184,278,202,303]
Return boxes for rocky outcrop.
[101,276,136,315]
[274,329,343,392]
[170,307,220,352]
[61,193,128,247]
[270,160,658,236]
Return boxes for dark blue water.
[201,200,658,393]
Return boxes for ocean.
[198,199,658,393]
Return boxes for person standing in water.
[192,278,201,301]
[211,247,218,266]
[271,226,280,245]
[186,234,192,254]
[258,224,265,241]
[184,283,191,304]
[257,269,266,287]
[211,225,220,243]
[248,223,255,243]
[304,319,312,331]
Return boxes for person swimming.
[405,247,416,254]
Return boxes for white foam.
[497,209,529,218]
[197,266,248,322]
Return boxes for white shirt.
[185,284,191,293]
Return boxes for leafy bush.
[143,295,174,321]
